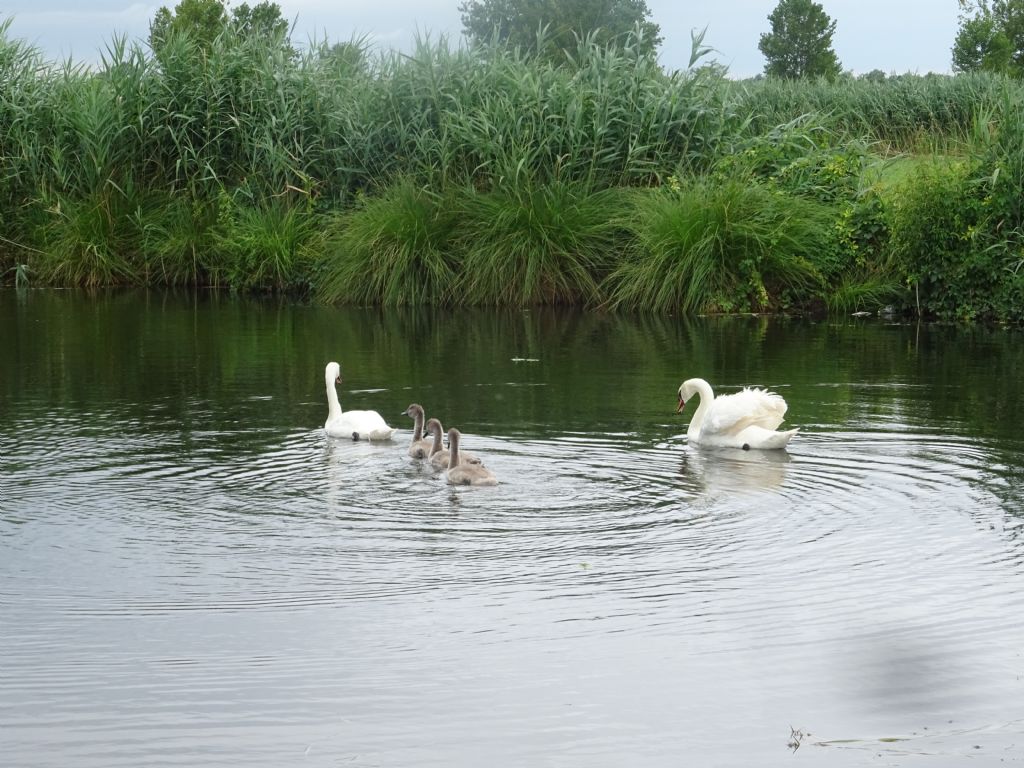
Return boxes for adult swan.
[324,362,396,441]
[677,377,798,450]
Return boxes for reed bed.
[1,20,1022,319]
[732,72,1009,152]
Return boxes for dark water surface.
[2,289,1023,767]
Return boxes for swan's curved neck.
[326,370,343,421]
[687,379,715,440]
[448,433,460,468]
[413,410,424,441]
[429,427,442,455]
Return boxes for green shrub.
[883,91,1024,323]
[715,115,866,204]
[887,161,1023,321]
[825,188,900,312]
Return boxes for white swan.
[445,428,498,486]
[404,403,433,458]
[424,417,481,469]
[677,377,798,450]
[323,362,396,441]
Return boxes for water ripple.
[3,406,1024,768]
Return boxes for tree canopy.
[458,0,662,61]
[231,2,291,40]
[758,0,841,80]
[953,0,1024,76]
[149,0,226,54]
[149,0,291,57]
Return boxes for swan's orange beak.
[676,397,686,413]
[336,375,342,384]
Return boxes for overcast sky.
[1,1,962,77]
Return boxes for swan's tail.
[730,425,799,450]
[757,427,799,450]
[365,427,397,441]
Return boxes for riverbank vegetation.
[2,18,1024,322]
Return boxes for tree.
[758,0,841,80]
[230,2,290,40]
[953,1,1024,76]
[149,0,227,55]
[149,0,291,58]
[458,0,662,61]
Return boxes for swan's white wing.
[345,409,392,430]
[703,388,788,437]
[328,409,396,440]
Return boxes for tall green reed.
[0,23,51,270]
[370,30,738,190]
[732,71,1011,152]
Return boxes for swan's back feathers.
[325,409,396,441]
[430,446,483,468]
[704,387,788,437]
[446,462,499,486]
[444,427,497,485]
[424,417,482,468]
[409,439,432,459]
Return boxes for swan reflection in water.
[678,444,792,495]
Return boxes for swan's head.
[425,417,442,436]
[326,361,341,384]
[404,403,424,419]
[677,379,698,413]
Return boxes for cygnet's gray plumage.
[424,417,481,470]
[445,428,498,486]
[403,403,433,459]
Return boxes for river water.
[2,289,1023,767]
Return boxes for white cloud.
[13,3,155,22]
